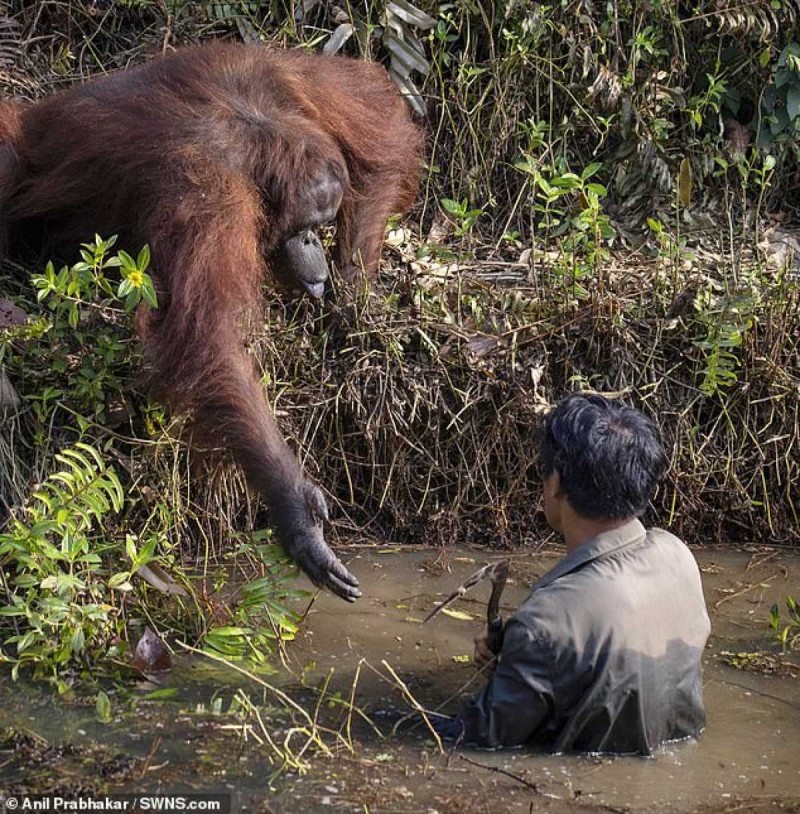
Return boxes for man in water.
[435,394,710,754]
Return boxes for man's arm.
[458,619,556,748]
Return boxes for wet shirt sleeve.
[458,618,556,748]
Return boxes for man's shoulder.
[512,583,570,641]
[512,524,702,634]
[644,526,701,569]
[645,525,688,547]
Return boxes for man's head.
[540,394,667,533]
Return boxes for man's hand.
[473,629,497,669]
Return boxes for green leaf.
[117,250,136,271]
[550,173,582,189]
[440,198,462,215]
[137,244,151,270]
[777,42,800,69]
[108,572,131,589]
[96,691,112,723]
[770,108,790,135]
[581,163,602,180]
[756,124,774,149]
[762,86,778,114]
[12,575,39,588]
[586,183,608,196]
[142,285,158,309]
[71,627,85,655]
[787,85,800,121]
[0,606,27,617]
[141,687,179,700]
[207,626,249,637]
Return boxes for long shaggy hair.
[0,43,423,599]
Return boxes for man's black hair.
[541,394,668,519]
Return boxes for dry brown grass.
[231,238,799,551]
[0,0,797,556]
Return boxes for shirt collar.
[532,518,647,592]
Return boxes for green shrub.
[770,596,800,652]
[0,238,302,685]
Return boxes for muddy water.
[1,546,799,813]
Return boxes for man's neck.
[562,513,636,554]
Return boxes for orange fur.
[0,43,423,598]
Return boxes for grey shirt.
[458,520,711,754]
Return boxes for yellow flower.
[128,270,144,288]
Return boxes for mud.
[0,545,798,813]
